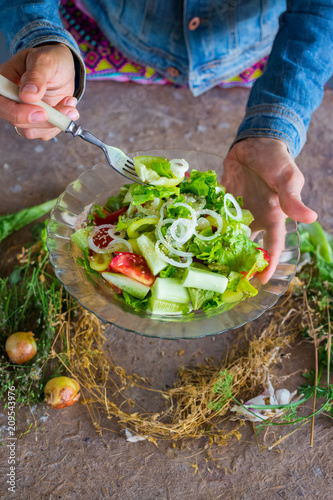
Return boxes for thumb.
[19,52,54,103]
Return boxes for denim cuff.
[10,20,86,101]
[233,104,307,159]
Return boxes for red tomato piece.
[92,227,113,249]
[109,252,155,286]
[94,206,129,226]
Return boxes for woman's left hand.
[222,137,317,283]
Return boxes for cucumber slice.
[71,226,93,251]
[137,234,167,275]
[102,272,150,300]
[151,277,190,304]
[147,297,187,315]
[182,268,228,294]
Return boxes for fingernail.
[66,109,80,120]
[21,83,39,94]
[65,96,77,107]
[30,111,46,123]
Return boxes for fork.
[0,74,142,183]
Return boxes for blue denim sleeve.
[235,0,333,158]
[0,0,86,99]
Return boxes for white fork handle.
[0,74,71,131]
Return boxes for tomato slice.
[109,252,155,286]
[94,206,128,226]
[92,227,113,249]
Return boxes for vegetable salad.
[71,156,270,315]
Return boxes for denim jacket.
[1,0,333,158]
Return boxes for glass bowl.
[47,149,299,339]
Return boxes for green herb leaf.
[0,199,56,243]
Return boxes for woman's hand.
[0,43,79,140]
[222,137,317,283]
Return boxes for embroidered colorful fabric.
[59,0,268,88]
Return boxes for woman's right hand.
[0,43,79,140]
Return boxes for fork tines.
[125,161,136,172]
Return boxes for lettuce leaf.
[188,287,215,310]
[131,184,180,205]
[0,198,56,243]
[159,265,185,279]
[189,225,268,275]
[180,169,217,197]
[299,222,333,263]
[202,292,225,312]
[116,215,141,232]
[121,291,149,311]
[149,158,172,178]
[237,277,259,297]
[88,204,106,222]
[105,191,127,212]
[76,248,101,277]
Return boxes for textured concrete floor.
[0,81,333,499]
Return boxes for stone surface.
[0,82,333,500]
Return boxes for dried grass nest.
[50,286,304,446]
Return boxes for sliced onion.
[169,218,195,245]
[157,202,197,246]
[224,193,242,221]
[155,240,192,268]
[194,209,223,241]
[183,195,206,210]
[169,158,189,178]
[88,225,113,253]
[107,238,133,252]
[173,202,197,225]
[196,217,210,231]
[92,224,114,232]
[156,226,194,257]
[88,236,108,254]
[108,226,125,239]
[88,225,129,253]
[138,197,161,216]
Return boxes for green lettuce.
[105,190,128,212]
[0,198,56,243]
[121,291,149,311]
[76,248,101,277]
[299,222,333,263]
[88,203,106,222]
[238,277,258,297]
[148,157,172,178]
[180,170,217,197]
[131,184,180,205]
[189,224,268,275]
[159,265,185,279]
[116,215,141,232]
[188,287,215,310]
[202,292,225,312]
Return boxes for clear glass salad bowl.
[47,149,299,339]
